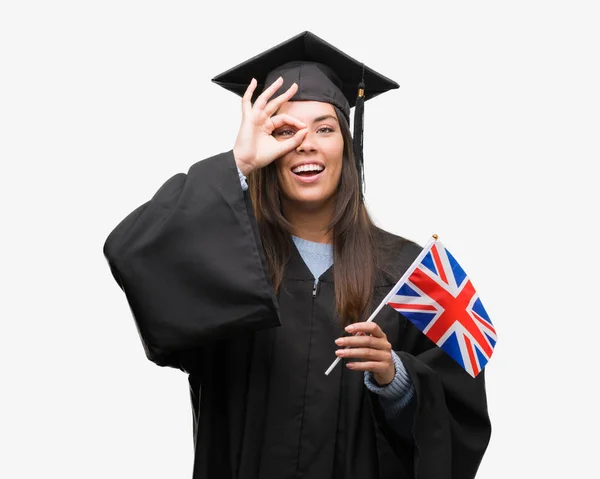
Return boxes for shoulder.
[373,227,422,287]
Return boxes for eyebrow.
[312,114,338,124]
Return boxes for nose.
[296,131,317,153]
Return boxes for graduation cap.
[212,31,399,199]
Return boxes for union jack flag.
[387,239,496,377]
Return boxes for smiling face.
[273,101,345,212]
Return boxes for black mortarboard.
[212,31,399,199]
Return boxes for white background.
[1,1,598,478]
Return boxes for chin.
[284,189,335,208]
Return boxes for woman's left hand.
[335,322,396,386]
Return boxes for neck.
[283,198,334,244]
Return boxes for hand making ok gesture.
[233,77,308,176]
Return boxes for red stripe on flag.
[388,302,437,311]
[464,335,480,376]
[472,310,497,335]
[431,244,448,285]
[409,268,494,357]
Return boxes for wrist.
[374,366,395,386]
[233,150,255,176]
[364,352,413,400]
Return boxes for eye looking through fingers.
[269,114,306,140]
[274,128,296,138]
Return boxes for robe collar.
[283,240,394,287]
[283,240,334,283]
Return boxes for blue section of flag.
[442,332,465,369]
[446,249,466,287]
[485,332,496,348]
[397,283,420,297]
[421,251,436,276]
[472,298,490,322]
[475,346,489,369]
[400,311,436,331]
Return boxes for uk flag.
[387,240,496,377]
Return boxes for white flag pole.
[324,234,439,376]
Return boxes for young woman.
[104,32,491,479]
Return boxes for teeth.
[292,164,324,173]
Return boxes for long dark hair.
[247,106,380,326]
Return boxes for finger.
[275,128,308,156]
[335,335,390,350]
[345,361,389,372]
[270,114,306,131]
[242,78,257,116]
[345,322,386,338]
[254,76,284,110]
[264,82,298,117]
[335,348,390,362]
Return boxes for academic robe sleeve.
[103,150,280,368]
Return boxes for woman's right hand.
[233,77,308,176]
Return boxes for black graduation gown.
[104,151,491,479]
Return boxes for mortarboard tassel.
[353,67,366,201]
